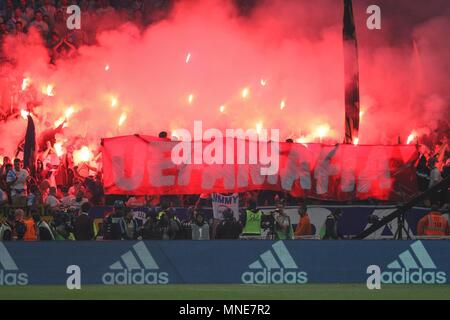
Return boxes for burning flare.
[42,84,54,96]
[406,131,417,144]
[118,112,127,127]
[241,87,249,99]
[73,146,93,165]
[21,77,30,91]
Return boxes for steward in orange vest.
[417,207,450,236]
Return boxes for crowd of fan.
[0,0,172,62]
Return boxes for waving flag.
[343,0,360,144]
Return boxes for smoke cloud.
[0,0,449,158]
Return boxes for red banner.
[101,135,419,201]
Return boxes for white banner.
[212,193,239,220]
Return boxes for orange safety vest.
[423,213,447,236]
[23,218,37,241]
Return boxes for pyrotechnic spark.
[110,96,118,108]
[118,112,127,126]
[73,146,93,164]
[260,79,266,86]
[406,131,417,144]
[314,124,330,139]
[20,109,29,119]
[219,105,225,113]
[359,109,365,118]
[42,84,54,96]
[188,94,194,104]
[105,64,110,71]
[65,106,75,119]
[280,100,286,110]
[256,121,263,135]
[21,77,30,91]
[54,142,64,157]
[185,53,191,63]
[54,117,65,128]
[296,136,308,147]
[241,87,249,99]
[353,137,359,145]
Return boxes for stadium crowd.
[0,133,449,241]
[0,0,172,61]
[0,1,449,241]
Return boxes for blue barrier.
[1,240,449,285]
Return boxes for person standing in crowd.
[102,200,125,240]
[416,153,430,192]
[70,190,88,211]
[273,205,294,240]
[32,210,54,240]
[14,209,26,240]
[60,186,74,208]
[27,184,42,207]
[0,185,7,206]
[73,202,94,240]
[119,209,139,240]
[0,163,12,205]
[294,203,312,237]
[0,156,10,176]
[45,186,60,210]
[429,157,443,205]
[323,209,343,240]
[240,199,263,236]
[0,213,15,241]
[158,211,181,240]
[417,204,450,236]
[23,210,37,241]
[7,158,30,207]
[191,213,210,240]
[215,208,242,239]
[141,215,161,240]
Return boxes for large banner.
[102,135,418,200]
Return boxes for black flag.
[343,0,360,144]
[23,114,36,173]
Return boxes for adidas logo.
[380,241,446,284]
[241,241,308,284]
[0,243,28,285]
[102,242,169,284]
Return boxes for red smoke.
[0,0,449,158]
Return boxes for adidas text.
[0,270,28,285]
[241,270,307,284]
[102,270,169,285]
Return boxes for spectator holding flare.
[294,203,312,237]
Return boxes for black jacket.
[216,219,242,239]
[73,213,94,240]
